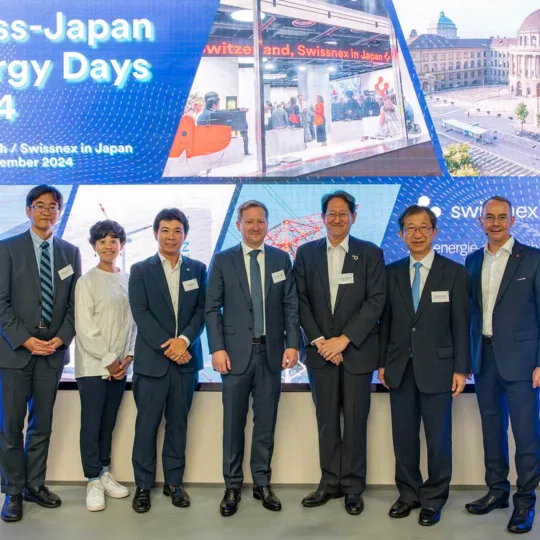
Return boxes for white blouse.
[74,267,136,379]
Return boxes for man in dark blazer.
[294,190,386,516]
[205,200,299,517]
[465,196,540,535]
[0,185,81,523]
[379,205,470,527]
[129,208,206,513]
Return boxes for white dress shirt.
[409,249,436,297]
[311,236,350,345]
[242,242,266,335]
[158,252,190,345]
[481,236,514,336]
[327,235,349,313]
[74,267,136,378]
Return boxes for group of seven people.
[0,185,538,535]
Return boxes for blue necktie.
[249,250,264,337]
[40,241,54,325]
[412,262,422,312]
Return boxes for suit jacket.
[128,254,206,378]
[0,230,81,369]
[379,253,471,394]
[294,236,386,375]
[205,243,300,375]
[466,240,540,381]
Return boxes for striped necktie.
[40,241,54,325]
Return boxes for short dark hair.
[153,208,190,235]
[204,91,219,101]
[89,220,127,246]
[237,200,269,221]
[26,185,63,209]
[321,190,356,214]
[206,98,219,110]
[482,196,513,216]
[398,205,438,230]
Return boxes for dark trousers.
[241,131,249,155]
[132,366,198,489]
[77,376,126,479]
[0,356,63,494]
[475,343,540,509]
[307,364,372,495]
[390,360,453,508]
[222,344,281,489]
[316,122,327,143]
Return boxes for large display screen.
[1,0,539,384]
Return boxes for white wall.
[47,391,517,486]
[190,57,239,105]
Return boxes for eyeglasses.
[326,212,350,221]
[483,215,509,224]
[28,204,60,214]
[29,204,60,214]
[404,226,433,235]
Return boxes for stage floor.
[0,486,524,539]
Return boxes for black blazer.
[205,243,300,375]
[294,236,386,375]
[466,240,540,381]
[380,253,471,394]
[0,231,81,369]
[128,254,206,377]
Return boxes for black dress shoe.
[389,499,422,518]
[302,489,345,507]
[344,494,364,516]
[163,484,190,508]
[1,494,23,522]
[220,488,241,517]
[419,506,441,526]
[22,486,61,508]
[253,485,282,512]
[132,488,151,513]
[465,493,509,515]
[507,508,534,534]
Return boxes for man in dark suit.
[294,190,386,516]
[205,200,299,517]
[465,196,540,534]
[128,208,206,513]
[379,205,470,527]
[0,185,81,522]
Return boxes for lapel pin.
[516,254,520,258]
[352,254,358,261]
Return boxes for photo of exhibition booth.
[164,0,436,178]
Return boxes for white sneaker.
[86,480,105,512]
[100,472,130,499]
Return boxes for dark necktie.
[40,241,54,325]
[412,262,422,312]
[249,250,264,337]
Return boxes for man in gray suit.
[0,185,81,522]
[205,200,300,517]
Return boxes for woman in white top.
[75,220,136,512]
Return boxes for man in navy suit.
[128,208,206,513]
[465,196,540,534]
[379,205,470,527]
[0,185,81,522]
[294,190,386,516]
[205,200,300,517]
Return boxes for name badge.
[431,291,450,303]
[183,279,199,291]
[338,273,354,285]
[272,270,286,283]
[58,264,74,280]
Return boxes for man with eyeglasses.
[294,190,386,516]
[0,185,81,522]
[465,196,540,534]
[379,204,470,527]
